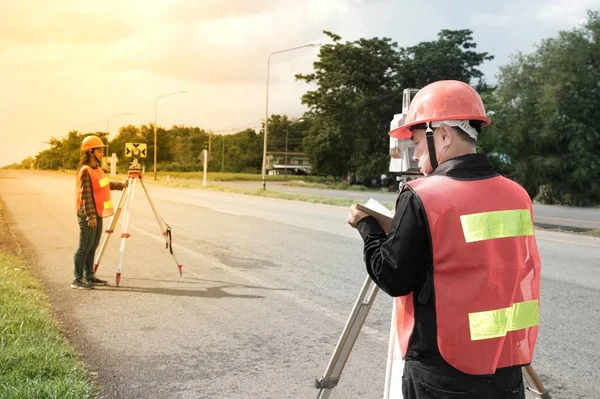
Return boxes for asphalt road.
[0,169,599,399]
[208,180,600,231]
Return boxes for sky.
[1,0,599,167]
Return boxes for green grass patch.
[143,179,397,209]
[154,171,292,182]
[0,252,96,399]
[151,180,360,207]
[152,171,353,185]
[284,179,378,191]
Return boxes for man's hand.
[347,204,369,229]
[87,217,98,230]
[122,179,129,188]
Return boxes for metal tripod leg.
[383,302,398,398]
[93,180,130,274]
[315,276,379,399]
[523,365,553,398]
[114,176,137,286]
[315,276,552,398]
[138,178,183,276]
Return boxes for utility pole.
[222,135,225,172]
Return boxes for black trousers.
[402,356,525,398]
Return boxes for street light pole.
[262,41,324,191]
[208,131,212,161]
[285,118,304,177]
[222,135,225,172]
[285,126,288,177]
[213,125,234,173]
[153,90,189,180]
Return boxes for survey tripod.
[93,143,182,286]
[314,276,552,399]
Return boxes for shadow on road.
[93,277,288,299]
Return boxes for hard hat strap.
[91,151,102,166]
[426,123,438,172]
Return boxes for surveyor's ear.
[438,124,454,146]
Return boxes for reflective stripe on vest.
[460,209,533,243]
[469,299,539,341]
[99,177,112,212]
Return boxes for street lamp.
[153,90,189,180]
[106,112,132,174]
[261,40,324,190]
[285,118,304,176]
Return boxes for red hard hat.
[389,80,491,139]
[81,135,107,152]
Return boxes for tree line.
[8,11,600,205]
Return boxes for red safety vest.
[76,165,114,218]
[395,175,541,375]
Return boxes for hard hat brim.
[389,126,412,139]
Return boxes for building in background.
[266,151,311,175]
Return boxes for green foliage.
[488,10,600,205]
[399,29,494,87]
[0,252,95,398]
[297,29,493,181]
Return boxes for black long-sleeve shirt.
[356,153,500,355]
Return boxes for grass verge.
[142,178,397,209]
[0,251,96,399]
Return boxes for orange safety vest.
[76,165,114,218]
[395,175,541,375]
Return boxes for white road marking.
[214,209,242,216]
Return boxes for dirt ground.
[0,199,22,256]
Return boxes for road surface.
[0,170,598,399]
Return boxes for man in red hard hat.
[73,135,128,289]
[348,80,542,398]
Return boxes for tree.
[489,11,600,205]
[297,30,493,181]
[399,29,494,88]
[229,128,263,173]
[297,31,403,179]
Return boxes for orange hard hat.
[81,135,107,152]
[389,80,491,139]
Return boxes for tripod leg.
[94,182,129,274]
[114,177,137,286]
[315,276,379,399]
[138,178,183,276]
[523,365,552,398]
[383,301,396,399]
